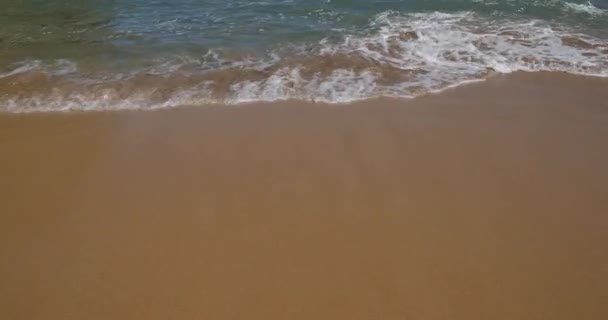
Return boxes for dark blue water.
[1,0,607,112]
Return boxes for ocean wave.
[1,11,607,113]
[0,59,78,79]
[563,1,607,15]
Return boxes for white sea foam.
[1,11,607,112]
[221,11,608,103]
[564,1,607,15]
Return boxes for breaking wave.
[1,11,607,112]
[563,1,607,15]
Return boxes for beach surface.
[1,72,608,320]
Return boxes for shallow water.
[1,0,608,112]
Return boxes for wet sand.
[1,72,608,320]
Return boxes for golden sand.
[1,72,607,320]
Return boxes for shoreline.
[1,69,608,113]
[0,71,606,115]
[1,71,608,320]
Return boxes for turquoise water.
[1,0,607,111]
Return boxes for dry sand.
[1,72,608,320]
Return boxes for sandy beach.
[1,72,608,320]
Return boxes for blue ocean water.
[1,0,607,111]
